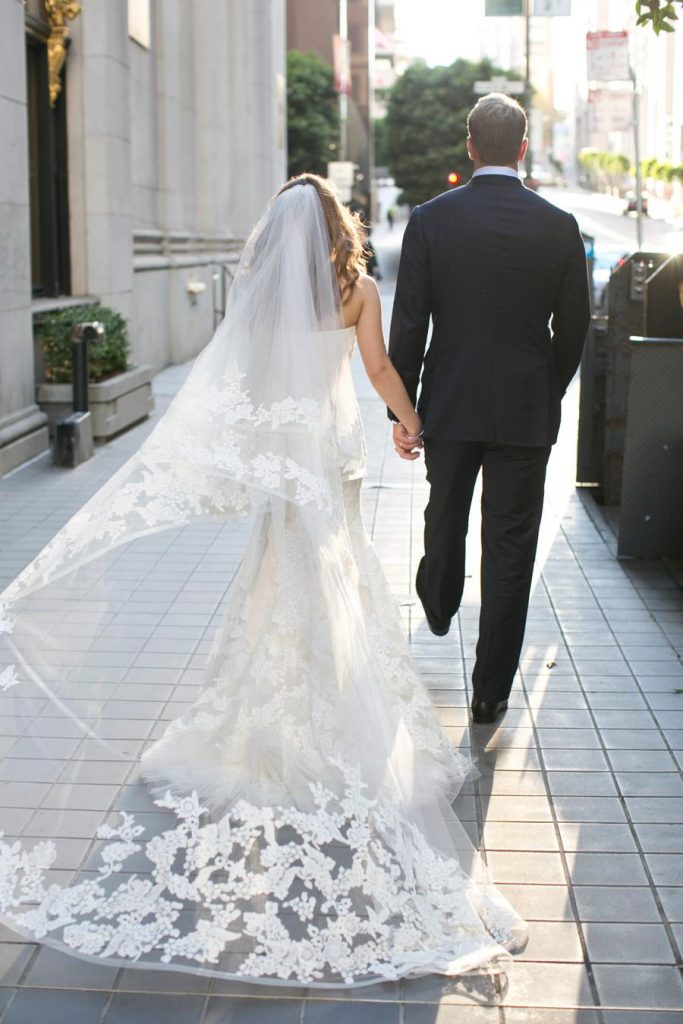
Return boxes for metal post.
[71,321,102,412]
[339,0,349,162]
[524,0,532,179]
[631,64,644,250]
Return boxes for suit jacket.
[388,174,591,447]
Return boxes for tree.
[635,0,682,33]
[286,50,339,179]
[385,58,518,207]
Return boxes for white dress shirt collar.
[471,165,520,178]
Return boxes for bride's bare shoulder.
[354,272,380,305]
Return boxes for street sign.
[588,89,633,134]
[532,0,573,12]
[534,0,571,13]
[474,77,525,95]
[586,31,631,82]
[485,0,523,14]
[327,161,355,202]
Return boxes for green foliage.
[384,58,519,207]
[287,50,340,178]
[37,304,130,384]
[635,0,681,34]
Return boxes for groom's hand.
[393,423,423,461]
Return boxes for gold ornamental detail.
[44,0,82,107]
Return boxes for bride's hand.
[393,420,423,461]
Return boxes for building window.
[26,35,71,298]
[128,0,151,49]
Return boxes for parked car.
[592,246,629,310]
[623,191,649,216]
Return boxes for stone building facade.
[0,0,286,476]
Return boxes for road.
[374,183,683,303]
[538,185,680,253]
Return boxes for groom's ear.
[466,136,475,162]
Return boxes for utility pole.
[631,62,643,250]
[339,0,349,161]
[524,0,532,179]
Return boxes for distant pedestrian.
[363,229,382,281]
[387,205,396,230]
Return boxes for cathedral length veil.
[0,183,527,986]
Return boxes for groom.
[388,93,590,724]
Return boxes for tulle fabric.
[0,184,527,986]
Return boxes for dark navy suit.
[389,173,590,701]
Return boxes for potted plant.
[35,304,154,439]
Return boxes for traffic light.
[447,171,460,187]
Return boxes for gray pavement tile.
[103,991,205,1024]
[482,822,559,852]
[583,922,676,964]
[501,961,596,1008]
[615,773,683,797]
[634,824,683,854]
[593,964,683,1009]
[404,1005,499,1023]
[572,886,660,924]
[541,749,610,772]
[600,730,666,750]
[486,851,566,885]
[483,796,553,821]
[478,772,547,796]
[496,883,574,921]
[0,943,37,985]
[588,693,648,710]
[644,855,683,886]
[535,729,601,748]
[505,1011,599,1024]
[602,1014,683,1024]
[401,972,499,1005]
[656,887,683,921]
[593,711,659,730]
[23,945,118,988]
[551,797,627,823]
[558,823,636,852]
[625,797,683,823]
[545,772,618,797]
[606,750,679,773]
[1,988,110,1024]
[516,920,584,962]
[567,853,649,886]
[201,997,305,1022]
[303,1000,399,1022]
[116,966,211,993]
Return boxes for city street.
[0,216,681,1022]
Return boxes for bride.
[0,174,527,987]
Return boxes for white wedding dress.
[0,188,527,987]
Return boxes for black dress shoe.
[415,560,451,636]
[471,696,508,723]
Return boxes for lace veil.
[0,183,527,986]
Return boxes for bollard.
[52,321,103,468]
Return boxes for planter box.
[36,365,154,440]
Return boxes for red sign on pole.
[586,31,631,82]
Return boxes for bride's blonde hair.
[277,173,367,301]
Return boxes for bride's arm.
[354,276,422,438]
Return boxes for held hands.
[393,420,424,461]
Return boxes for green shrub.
[36,304,131,384]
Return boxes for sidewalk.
[0,234,681,1022]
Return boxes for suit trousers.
[422,439,551,702]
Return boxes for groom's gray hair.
[467,93,528,165]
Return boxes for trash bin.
[576,251,683,507]
[618,336,683,557]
